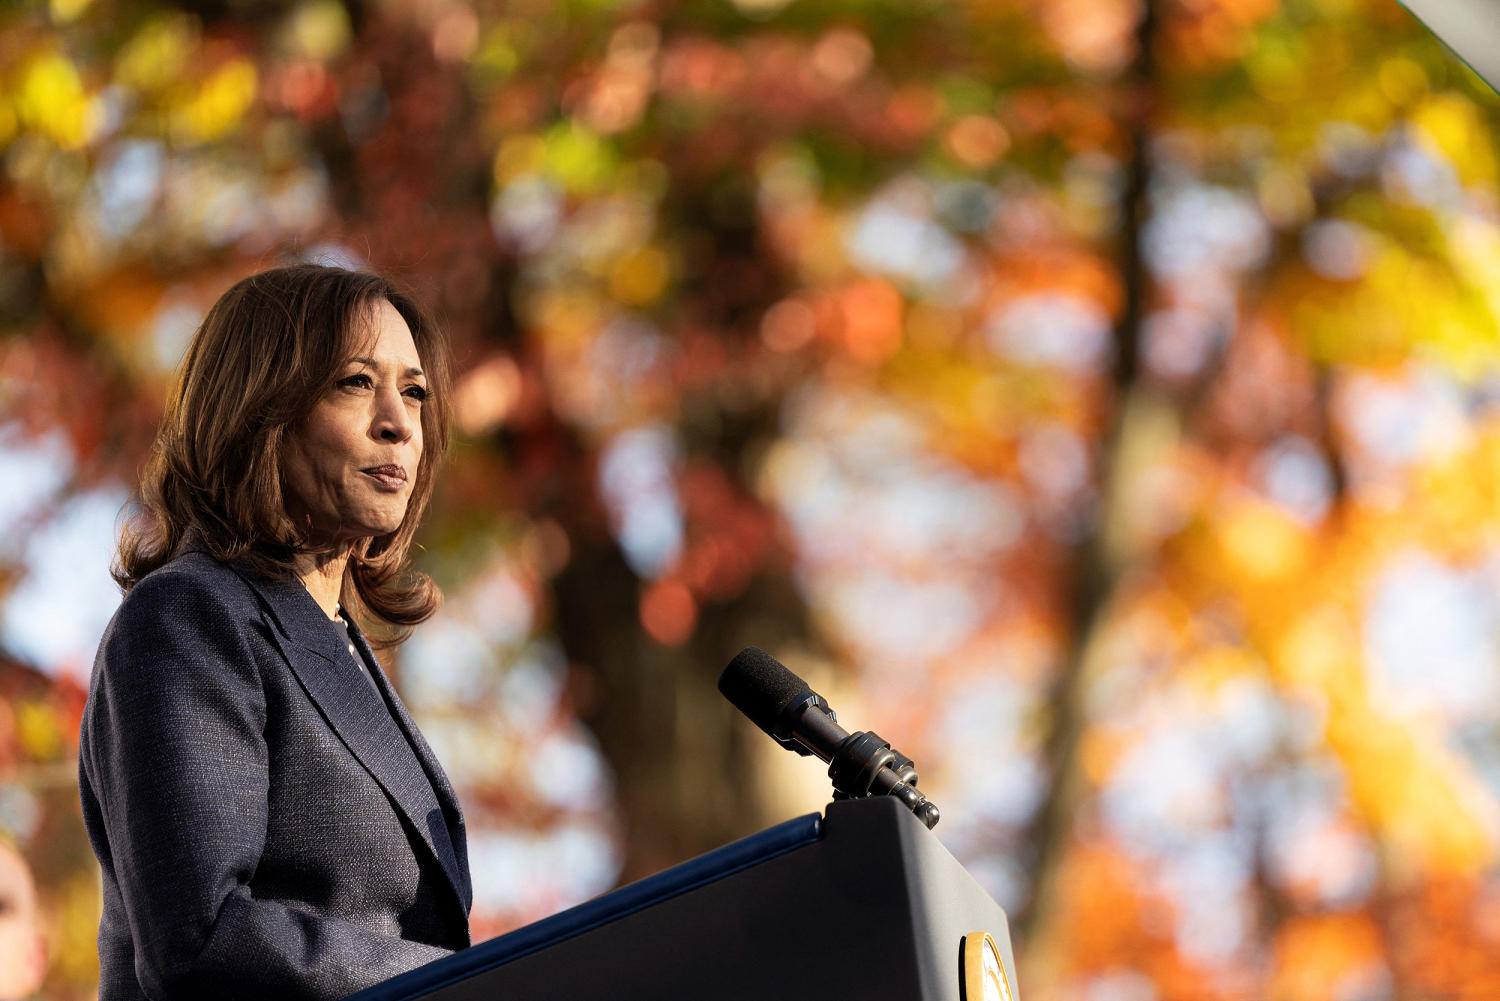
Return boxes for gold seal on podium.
[960,931,1015,1001]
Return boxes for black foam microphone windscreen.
[719,645,941,828]
[717,646,813,739]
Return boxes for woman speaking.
[78,265,470,1000]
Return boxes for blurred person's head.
[0,840,45,999]
[113,263,453,637]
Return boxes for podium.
[1398,2,1500,94]
[351,796,1019,1001]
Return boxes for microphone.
[718,647,940,829]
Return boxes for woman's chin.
[310,515,407,548]
[364,513,409,540]
[346,521,403,543]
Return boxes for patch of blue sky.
[1262,773,1377,907]
[598,424,683,579]
[1364,547,1500,724]
[1143,182,1269,280]
[846,199,966,289]
[92,139,163,242]
[1338,365,1468,470]
[527,727,613,811]
[0,425,74,556]
[1102,721,1228,855]
[983,292,1113,372]
[490,174,563,255]
[267,164,330,234]
[1159,832,1256,964]
[495,641,568,738]
[465,822,621,916]
[1,487,127,680]
[826,571,989,664]
[1256,435,1335,525]
[402,614,501,711]
[402,556,543,713]
[149,294,204,372]
[939,674,1045,827]
[197,174,261,246]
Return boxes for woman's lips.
[362,465,408,490]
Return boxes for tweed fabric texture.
[79,550,472,1001]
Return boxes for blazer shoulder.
[105,552,263,650]
[85,554,273,750]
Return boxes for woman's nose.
[372,388,415,442]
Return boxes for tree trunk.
[1016,0,1158,949]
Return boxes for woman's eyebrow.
[350,356,425,378]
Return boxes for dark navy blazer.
[79,550,472,1001]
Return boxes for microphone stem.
[793,707,941,830]
[792,705,848,761]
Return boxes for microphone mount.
[720,648,941,830]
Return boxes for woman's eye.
[338,374,373,390]
[404,385,428,403]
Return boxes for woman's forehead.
[344,298,422,368]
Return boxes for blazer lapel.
[348,623,473,913]
[232,564,469,917]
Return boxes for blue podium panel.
[352,813,823,1001]
[353,797,1018,1001]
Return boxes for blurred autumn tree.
[6,0,1500,999]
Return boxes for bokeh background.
[4,0,1500,998]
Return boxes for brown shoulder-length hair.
[115,263,453,640]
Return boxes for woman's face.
[283,299,427,547]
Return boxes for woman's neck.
[294,550,349,620]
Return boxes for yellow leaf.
[15,51,100,149]
[49,0,93,23]
[283,0,351,61]
[1410,92,1497,188]
[609,246,671,306]
[1216,498,1312,583]
[116,14,198,93]
[171,58,258,144]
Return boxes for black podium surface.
[351,796,1018,1001]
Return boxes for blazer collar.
[226,558,473,919]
